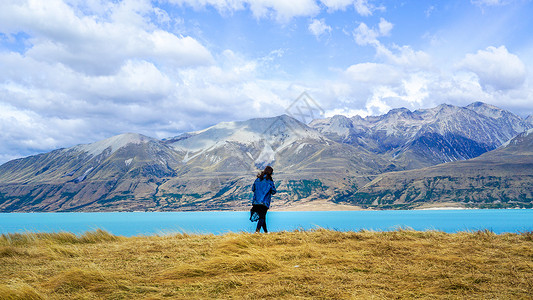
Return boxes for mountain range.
[0,102,532,212]
[343,129,533,209]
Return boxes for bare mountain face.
[310,102,531,170]
[0,102,531,212]
[339,129,533,209]
[0,133,184,211]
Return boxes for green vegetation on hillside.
[1,229,532,299]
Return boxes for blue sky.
[1,0,532,164]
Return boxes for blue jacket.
[251,177,276,208]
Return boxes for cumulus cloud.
[378,18,393,36]
[354,0,372,16]
[353,22,379,45]
[320,0,354,11]
[353,19,432,70]
[0,0,246,163]
[458,46,526,90]
[344,63,401,85]
[353,18,393,46]
[308,19,332,37]
[0,0,213,76]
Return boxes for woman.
[251,166,276,233]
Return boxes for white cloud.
[166,0,246,12]
[354,0,372,16]
[249,0,320,22]
[320,0,354,11]
[354,0,384,16]
[169,0,320,22]
[1,0,213,76]
[345,63,401,85]
[376,44,432,69]
[353,22,379,46]
[308,19,332,37]
[81,60,174,102]
[378,18,393,36]
[353,20,432,70]
[353,18,393,46]
[458,46,526,90]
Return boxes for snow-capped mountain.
[310,102,532,169]
[164,115,326,170]
[0,102,531,212]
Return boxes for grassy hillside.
[1,229,532,299]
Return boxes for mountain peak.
[168,114,321,152]
[387,107,410,114]
[330,114,353,125]
[75,133,154,157]
[465,101,508,118]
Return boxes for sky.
[1,0,533,164]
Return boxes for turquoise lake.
[1,209,532,236]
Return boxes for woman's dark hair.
[257,166,273,181]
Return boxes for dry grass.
[1,228,532,299]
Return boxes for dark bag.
[250,209,260,222]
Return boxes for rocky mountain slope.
[0,102,531,212]
[0,133,184,211]
[339,129,533,209]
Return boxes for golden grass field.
[1,228,532,299]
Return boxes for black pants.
[252,204,268,233]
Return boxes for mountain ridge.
[1,102,532,211]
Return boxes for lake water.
[1,209,532,236]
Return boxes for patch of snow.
[76,133,150,157]
[296,143,307,153]
[254,143,276,167]
[246,152,254,160]
[125,158,133,166]
[75,167,93,183]
[182,149,207,163]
